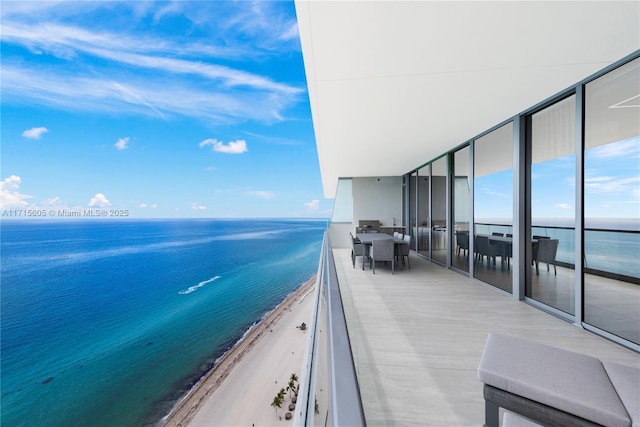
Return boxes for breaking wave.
[178,276,222,295]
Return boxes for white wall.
[328,223,354,249]
[353,177,403,227]
[328,176,403,249]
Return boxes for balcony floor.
[334,249,640,427]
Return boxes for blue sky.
[1,1,331,219]
[474,136,640,222]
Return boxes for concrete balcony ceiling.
[295,1,640,197]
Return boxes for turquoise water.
[0,219,326,426]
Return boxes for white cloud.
[245,190,274,199]
[280,22,300,42]
[199,139,215,148]
[22,126,48,139]
[3,64,295,124]
[555,203,572,210]
[199,138,248,154]
[588,137,640,159]
[1,5,304,125]
[88,193,111,207]
[205,166,217,172]
[304,199,320,210]
[138,202,158,208]
[191,203,207,210]
[0,19,302,94]
[42,196,66,208]
[0,175,33,209]
[115,137,130,150]
[585,175,640,195]
[481,188,509,198]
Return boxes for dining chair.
[350,233,368,270]
[456,231,469,256]
[396,234,411,269]
[371,238,394,274]
[531,236,550,266]
[535,239,559,275]
[476,235,501,266]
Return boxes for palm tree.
[288,373,299,398]
[271,394,283,414]
[287,378,296,399]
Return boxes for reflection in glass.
[402,176,407,243]
[409,171,418,252]
[431,157,447,264]
[527,95,576,314]
[417,166,430,257]
[584,57,640,344]
[453,146,470,272]
[473,123,513,292]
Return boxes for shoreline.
[161,275,316,426]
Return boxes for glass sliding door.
[409,171,418,251]
[431,157,447,264]
[584,57,640,345]
[473,123,514,292]
[402,176,408,242]
[417,165,430,257]
[527,95,576,315]
[453,146,470,272]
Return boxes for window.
[431,156,448,265]
[474,123,514,292]
[527,96,576,314]
[453,146,470,272]
[584,57,640,344]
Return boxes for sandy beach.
[163,276,316,427]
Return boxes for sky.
[0,0,332,219]
[474,137,640,223]
[471,134,640,225]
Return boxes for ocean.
[0,219,326,427]
[476,219,639,278]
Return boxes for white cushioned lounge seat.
[502,411,542,427]
[478,333,638,427]
[602,361,640,426]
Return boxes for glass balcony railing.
[530,225,639,283]
[584,227,640,283]
[294,232,366,426]
[473,222,639,284]
[584,227,640,345]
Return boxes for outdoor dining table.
[355,232,407,245]
[355,233,409,270]
[487,235,512,269]
[482,235,538,269]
